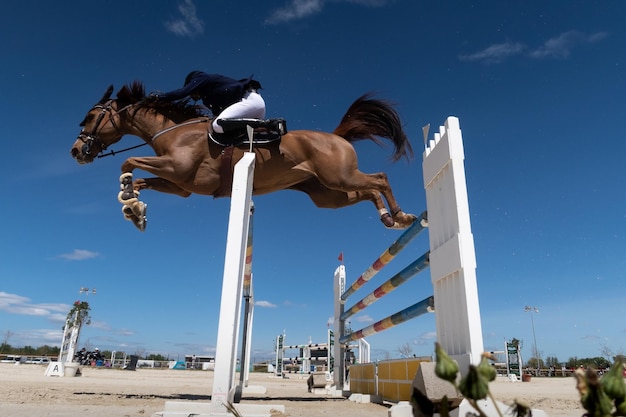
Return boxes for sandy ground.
[0,363,586,417]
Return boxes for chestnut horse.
[70,83,416,231]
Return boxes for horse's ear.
[98,85,114,104]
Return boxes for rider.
[151,71,266,133]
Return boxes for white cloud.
[0,291,69,321]
[459,41,526,64]
[354,314,373,323]
[266,0,389,24]
[412,331,437,346]
[266,0,323,24]
[254,300,277,308]
[528,30,608,59]
[58,249,100,261]
[15,328,63,344]
[459,31,608,64]
[0,292,29,308]
[165,0,205,38]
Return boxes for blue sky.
[1,0,624,364]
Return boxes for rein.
[97,116,210,159]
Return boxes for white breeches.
[212,91,266,133]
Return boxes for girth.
[212,118,288,198]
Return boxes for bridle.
[77,100,133,158]
[77,99,210,159]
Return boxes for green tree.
[1,331,14,353]
[566,356,611,369]
[525,357,544,369]
[147,353,168,361]
[545,356,560,367]
[22,345,36,355]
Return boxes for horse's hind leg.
[366,171,416,228]
[317,169,415,229]
[291,179,378,208]
[293,176,415,229]
[349,172,415,228]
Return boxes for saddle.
[209,118,287,146]
[211,117,288,198]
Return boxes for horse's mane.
[116,81,204,123]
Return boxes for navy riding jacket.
[160,72,259,114]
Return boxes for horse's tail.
[333,94,413,161]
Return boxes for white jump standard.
[333,117,487,414]
[156,152,284,417]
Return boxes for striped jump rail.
[340,211,428,302]
[341,251,430,321]
[243,203,255,297]
[339,296,434,344]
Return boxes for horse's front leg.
[118,155,193,231]
[118,173,148,231]
[133,177,192,198]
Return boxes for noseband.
[77,100,125,157]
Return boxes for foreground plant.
[412,343,532,416]
[575,358,626,417]
[415,343,626,417]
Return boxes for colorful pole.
[339,296,435,344]
[341,251,430,320]
[243,203,255,298]
[340,211,427,302]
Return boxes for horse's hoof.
[404,213,418,226]
[121,202,147,231]
[129,215,147,231]
[380,213,395,227]
[384,221,405,230]
[134,203,147,232]
[395,212,417,229]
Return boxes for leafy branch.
[65,300,91,327]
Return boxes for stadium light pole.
[524,305,540,375]
[79,287,97,298]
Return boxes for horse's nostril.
[71,148,78,157]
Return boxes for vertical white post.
[59,312,82,363]
[211,152,256,411]
[358,338,370,364]
[59,319,73,363]
[332,265,346,389]
[239,201,255,392]
[327,328,334,372]
[275,333,284,377]
[241,283,254,387]
[423,117,484,371]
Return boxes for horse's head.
[71,82,204,164]
[70,85,126,164]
